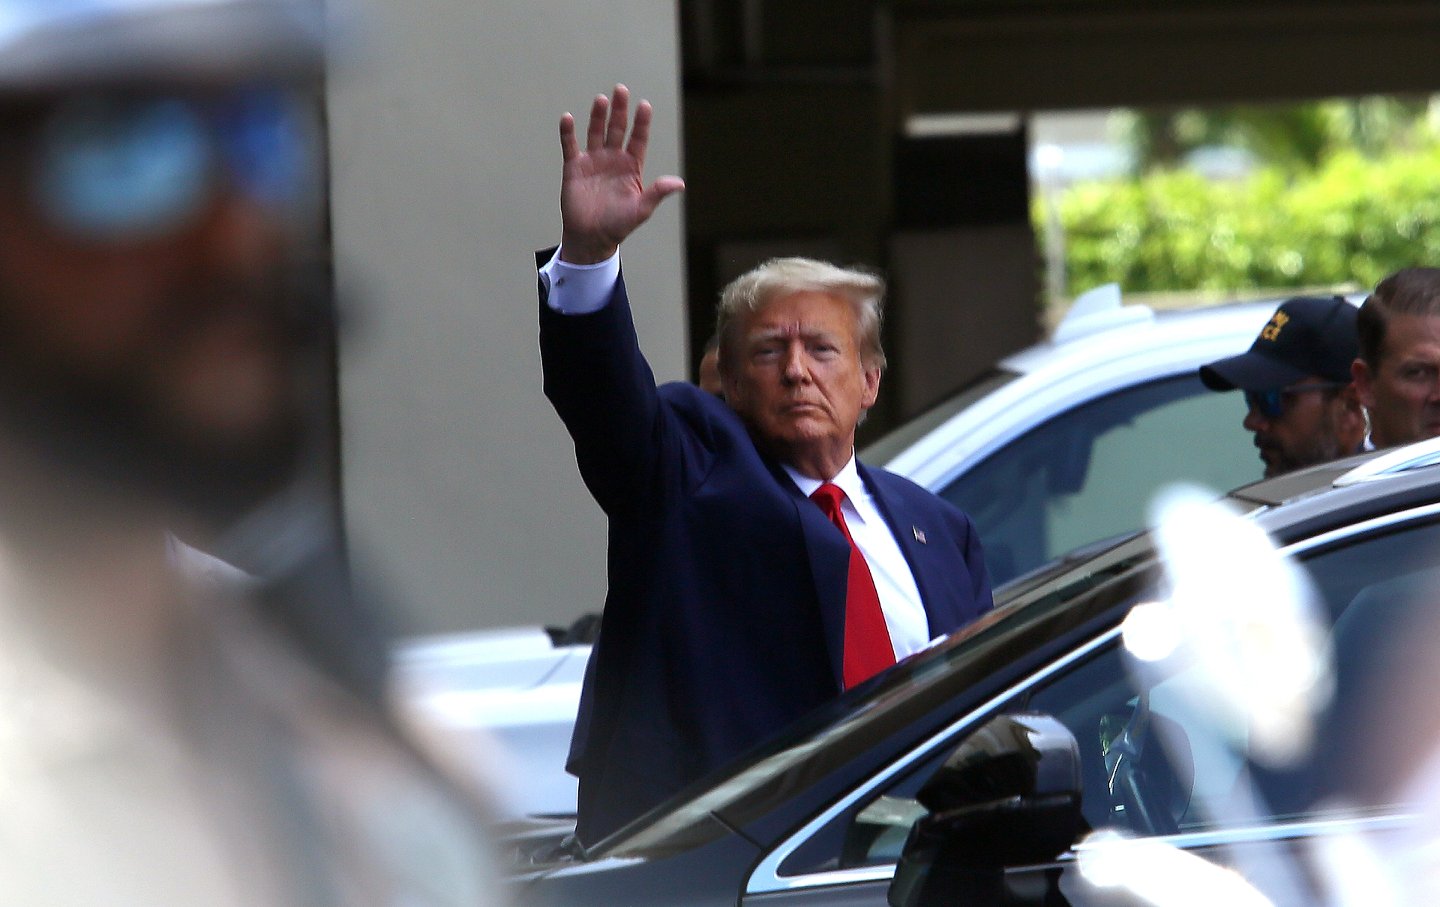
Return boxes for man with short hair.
[1200,296,1365,478]
[0,1,498,901]
[1353,267,1440,450]
[539,85,992,843]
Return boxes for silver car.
[867,285,1307,586]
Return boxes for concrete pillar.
[327,1,686,633]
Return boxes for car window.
[939,375,1256,587]
[779,515,1440,875]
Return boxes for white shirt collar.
[782,455,868,523]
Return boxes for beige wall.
[327,1,686,633]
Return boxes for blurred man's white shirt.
[0,539,501,906]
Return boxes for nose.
[781,341,810,385]
[187,185,293,279]
[1427,377,1440,404]
[1242,404,1269,433]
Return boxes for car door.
[742,503,1440,906]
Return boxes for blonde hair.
[715,257,887,375]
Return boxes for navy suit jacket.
[539,268,992,844]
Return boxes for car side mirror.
[888,713,1085,907]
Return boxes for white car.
[401,286,1318,820]
[391,623,592,818]
[864,285,1309,587]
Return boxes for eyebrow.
[748,325,842,345]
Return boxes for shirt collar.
[783,455,867,520]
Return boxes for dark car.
[515,438,1440,906]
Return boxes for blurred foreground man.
[1353,267,1440,450]
[1200,296,1365,478]
[0,2,497,903]
[539,85,992,844]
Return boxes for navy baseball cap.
[1200,296,1359,392]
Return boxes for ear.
[720,366,742,407]
[860,365,882,410]
[1335,382,1368,449]
[1338,382,1363,412]
[1351,357,1376,410]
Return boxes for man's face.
[723,290,880,476]
[1354,313,1440,449]
[0,87,323,518]
[1241,378,1355,478]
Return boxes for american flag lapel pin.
[913,527,927,544]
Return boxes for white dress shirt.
[540,248,619,314]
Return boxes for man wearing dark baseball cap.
[1200,296,1366,478]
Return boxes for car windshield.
[596,531,1158,860]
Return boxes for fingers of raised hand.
[559,112,579,163]
[605,84,631,150]
[640,175,686,216]
[568,85,658,167]
[627,101,653,167]
[585,92,609,153]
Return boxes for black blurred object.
[547,612,602,647]
[889,713,1085,907]
[893,129,1030,230]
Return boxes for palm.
[557,85,683,263]
[562,151,649,250]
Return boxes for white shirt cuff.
[540,248,621,315]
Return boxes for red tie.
[810,482,895,688]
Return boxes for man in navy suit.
[540,85,992,844]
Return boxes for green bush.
[1041,143,1440,299]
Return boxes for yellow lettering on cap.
[1260,310,1290,342]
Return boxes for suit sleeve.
[538,269,682,517]
[929,497,993,627]
[958,509,994,617]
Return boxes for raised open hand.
[558,84,685,264]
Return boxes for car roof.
[1243,436,1440,545]
[1000,295,1274,375]
[875,294,1285,487]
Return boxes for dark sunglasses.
[24,86,320,240]
[1244,381,1347,419]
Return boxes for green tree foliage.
[1044,132,1440,298]
[1120,106,1335,172]
[1115,96,1434,172]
